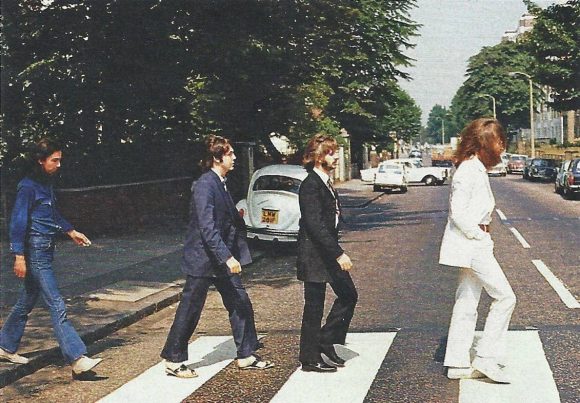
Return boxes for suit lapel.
[210,171,236,218]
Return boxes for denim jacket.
[9,177,73,255]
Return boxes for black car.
[523,158,558,181]
[560,158,580,199]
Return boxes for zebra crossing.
[98,330,563,403]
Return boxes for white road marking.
[460,331,560,403]
[509,227,531,248]
[271,332,397,403]
[532,260,580,309]
[98,336,234,403]
[553,217,560,221]
[495,208,507,221]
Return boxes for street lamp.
[509,71,535,158]
[436,116,445,145]
[477,93,496,119]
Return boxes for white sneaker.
[447,367,485,380]
[71,356,103,374]
[472,357,511,384]
[0,347,29,364]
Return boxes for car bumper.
[245,226,298,242]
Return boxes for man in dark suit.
[161,135,274,378]
[297,133,358,373]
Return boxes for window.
[253,175,302,194]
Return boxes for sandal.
[237,355,275,370]
[165,364,198,378]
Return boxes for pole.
[529,78,535,158]
[491,97,496,120]
[441,119,445,145]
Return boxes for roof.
[253,164,308,180]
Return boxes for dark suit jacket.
[181,170,251,277]
[296,171,344,283]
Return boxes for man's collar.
[211,167,226,182]
[470,155,486,172]
[313,167,330,184]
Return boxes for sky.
[398,0,568,124]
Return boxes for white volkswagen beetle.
[236,164,308,242]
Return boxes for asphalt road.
[2,175,578,403]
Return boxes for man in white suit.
[439,118,516,384]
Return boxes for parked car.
[488,161,507,177]
[360,167,378,182]
[408,149,422,158]
[523,158,558,181]
[554,160,572,194]
[388,158,450,185]
[236,164,308,242]
[559,158,580,199]
[506,154,527,174]
[373,162,409,192]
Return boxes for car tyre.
[423,175,436,186]
[400,186,408,193]
[373,185,381,192]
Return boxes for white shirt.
[211,168,227,190]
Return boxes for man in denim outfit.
[0,138,102,379]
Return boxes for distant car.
[507,154,527,174]
[554,160,572,194]
[408,149,422,158]
[432,159,454,168]
[523,158,558,181]
[236,164,308,242]
[559,158,580,199]
[388,158,450,185]
[488,161,507,177]
[373,162,409,193]
[360,167,378,182]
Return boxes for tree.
[448,40,536,133]
[524,0,580,110]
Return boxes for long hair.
[302,133,338,171]
[201,135,232,172]
[28,138,62,177]
[454,118,506,169]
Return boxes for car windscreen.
[378,165,401,173]
[252,175,302,194]
[532,159,556,167]
[510,156,526,161]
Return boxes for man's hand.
[226,256,242,274]
[336,253,353,271]
[13,255,26,278]
[67,230,91,247]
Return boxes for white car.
[488,162,507,177]
[388,158,450,186]
[360,167,378,182]
[236,164,308,242]
[373,162,409,193]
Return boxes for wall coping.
[57,176,194,193]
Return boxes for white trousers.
[444,249,516,367]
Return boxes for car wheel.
[562,187,571,199]
[423,175,436,186]
[400,186,408,193]
[373,185,381,192]
[555,183,560,194]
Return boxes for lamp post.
[478,93,496,119]
[509,71,535,158]
[436,117,445,145]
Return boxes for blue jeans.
[0,235,87,363]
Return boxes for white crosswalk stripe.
[459,331,560,403]
[98,331,564,403]
[271,332,396,403]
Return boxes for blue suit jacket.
[181,170,252,277]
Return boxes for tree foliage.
[1,0,420,184]
[524,0,580,110]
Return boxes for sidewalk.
[0,179,377,387]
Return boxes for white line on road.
[459,331,561,403]
[271,332,397,403]
[98,336,234,403]
[532,260,580,309]
[495,208,507,221]
[509,227,531,248]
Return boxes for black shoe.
[301,362,338,373]
[321,345,346,367]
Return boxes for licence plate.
[261,209,279,224]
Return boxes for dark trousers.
[299,271,358,364]
[161,274,258,363]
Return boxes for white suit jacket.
[439,156,495,268]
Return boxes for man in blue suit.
[161,135,274,378]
